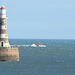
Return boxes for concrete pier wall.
[0,47,19,61]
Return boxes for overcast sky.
[0,0,75,39]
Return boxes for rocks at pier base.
[0,47,19,61]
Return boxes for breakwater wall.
[0,47,19,61]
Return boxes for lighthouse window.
[5,35,7,37]
[5,26,6,28]
[5,20,7,23]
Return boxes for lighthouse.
[0,5,10,47]
[0,5,19,61]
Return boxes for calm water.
[0,39,75,75]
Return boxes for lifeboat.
[36,43,46,47]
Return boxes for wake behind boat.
[31,44,37,47]
[11,43,46,47]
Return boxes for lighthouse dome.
[1,5,6,9]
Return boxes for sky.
[0,0,75,39]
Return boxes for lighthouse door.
[1,42,4,47]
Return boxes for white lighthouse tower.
[0,5,19,61]
[0,5,10,47]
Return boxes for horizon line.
[8,38,75,40]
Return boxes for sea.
[0,39,75,75]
